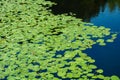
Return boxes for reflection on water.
[90,3,120,32]
[48,0,120,32]
[48,0,106,21]
[48,0,120,22]
[48,0,120,77]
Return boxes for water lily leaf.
[66,73,73,78]
[57,71,66,77]
[106,39,114,42]
[104,77,111,80]
[111,75,120,80]
[97,74,105,79]
[88,65,97,69]
[87,73,94,77]
[96,69,103,73]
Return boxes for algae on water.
[0,0,119,80]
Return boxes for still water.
[91,4,120,32]
[48,0,120,77]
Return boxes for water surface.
[49,0,120,32]
[48,0,120,77]
[91,3,120,32]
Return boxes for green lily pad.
[111,75,120,80]
[96,69,103,73]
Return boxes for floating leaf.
[97,74,105,79]
[111,75,120,80]
[96,69,103,73]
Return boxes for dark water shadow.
[47,0,120,22]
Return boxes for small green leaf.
[111,75,120,80]
[96,69,103,73]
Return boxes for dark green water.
[48,0,120,77]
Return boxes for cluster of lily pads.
[0,0,119,80]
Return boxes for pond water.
[48,0,120,77]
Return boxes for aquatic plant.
[0,0,119,80]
